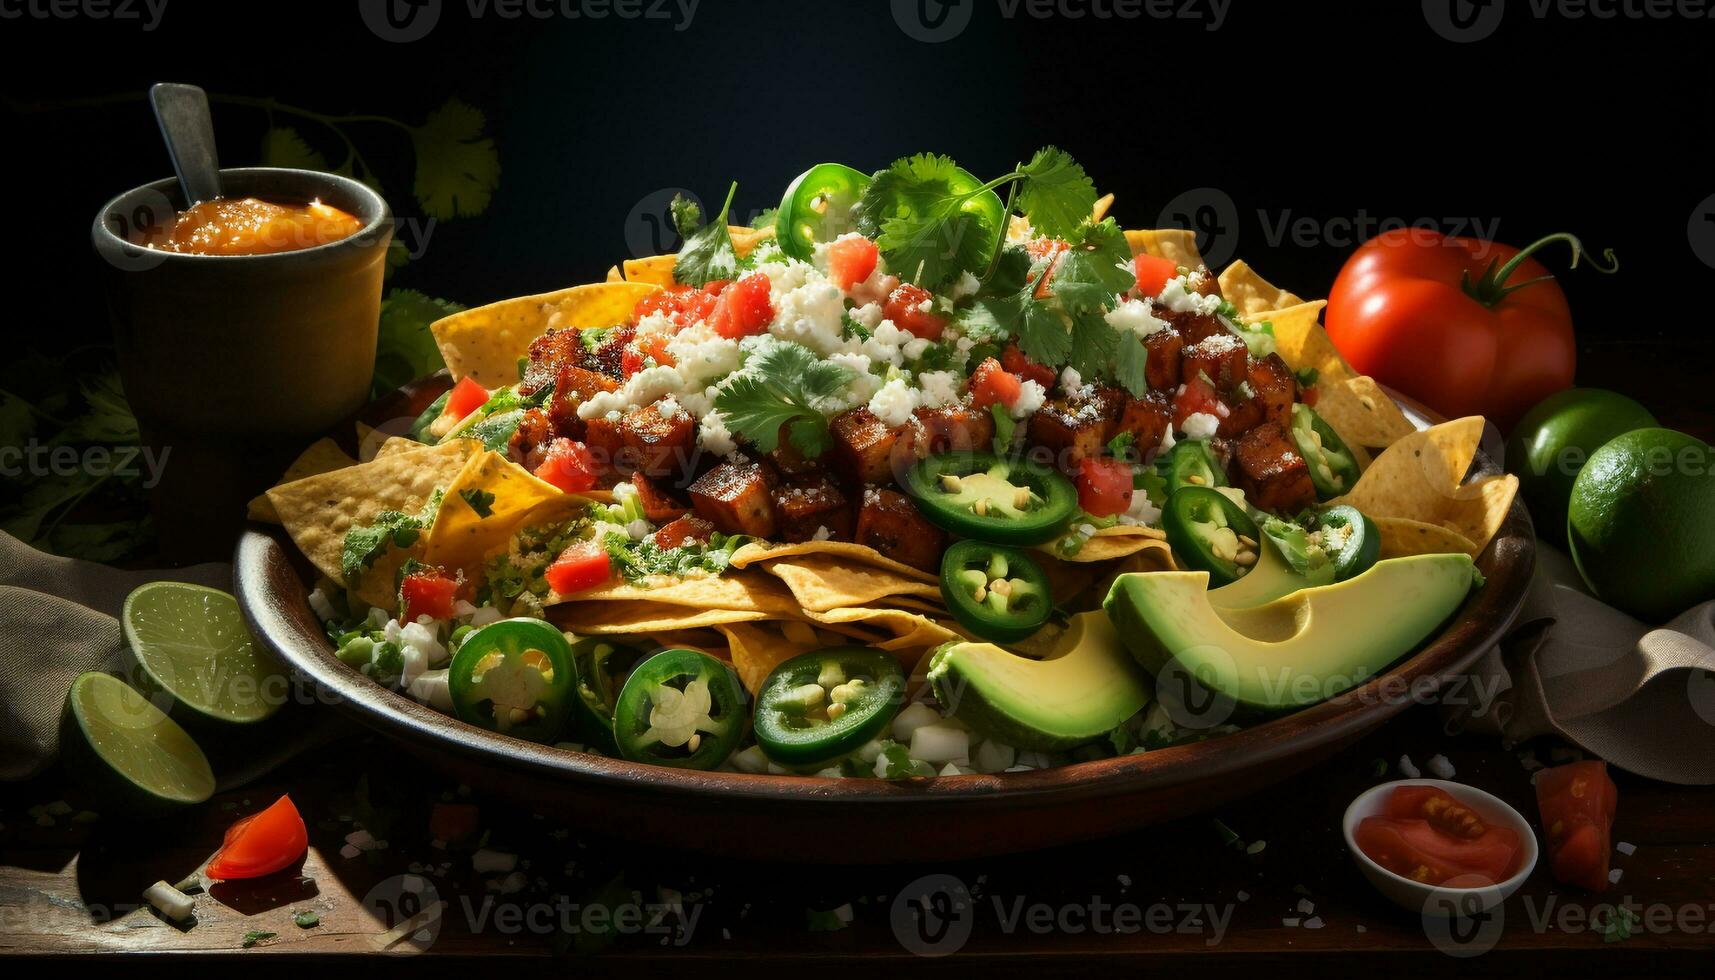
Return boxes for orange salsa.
[134,197,363,255]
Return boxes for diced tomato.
[622,334,678,377]
[445,376,490,421]
[653,515,715,549]
[205,795,308,881]
[700,279,731,295]
[634,284,722,329]
[1002,342,1056,389]
[534,438,600,493]
[1353,815,1522,887]
[1076,457,1134,517]
[883,283,949,341]
[1133,253,1179,299]
[1172,376,1226,429]
[632,289,679,322]
[400,568,459,623]
[1383,785,1489,839]
[545,541,612,595]
[969,357,1021,411]
[428,802,481,843]
[826,235,879,292]
[1536,760,1619,892]
[708,271,774,339]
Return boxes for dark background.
[3,0,1712,422]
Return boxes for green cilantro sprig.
[340,489,445,583]
[674,183,739,287]
[714,343,856,457]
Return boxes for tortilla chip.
[374,436,425,460]
[1315,375,1419,449]
[798,605,965,655]
[622,255,678,288]
[266,439,476,594]
[1333,418,1518,554]
[248,438,357,524]
[729,540,937,584]
[1041,525,1176,564]
[1374,517,1482,559]
[423,450,586,578]
[717,621,820,696]
[1217,259,1307,318]
[728,225,774,258]
[430,281,661,387]
[1261,300,1348,383]
[550,602,776,635]
[1091,193,1115,223]
[551,570,799,614]
[1125,229,1202,268]
[605,265,623,282]
[759,554,942,613]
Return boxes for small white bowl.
[1342,779,1538,917]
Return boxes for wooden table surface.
[3,702,1710,976]
[4,338,1712,975]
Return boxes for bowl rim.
[1341,777,1541,895]
[236,381,1538,810]
[89,166,393,265]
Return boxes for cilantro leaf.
[670,193,703,240]
[409,98,499,220]
[674,183,739,287]
[1015,297,1073,368]
[1055,219,1136,297]
[372,289,464,398]
[1066,307,1119,382]
[990,402,1016,455]
[1112,331,1150,398]
[340,490,444,583]
[855,153,968,238]
[459,487,496,518]
[878,206,990,290]
[1016,146,1099,239]
[714,343,855,457]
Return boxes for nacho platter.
[237,151,1534,860]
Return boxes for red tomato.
[545,541,611,595]
[622,334,677,377]
[1076,457,1134,517]
[632,289,679,322]
[708,272,774,339]
[1326,230,1613,430]
[399,569,459,623]
[968,357,1021,411]
[826,236,879,291]
[1383,785,1489,839]
[1536,760,1619,892]
[883,283,948,341]
[445,377,490,421]
[1133,253,1179,299]
[634,284,722,328]
[1172,377,1225,429]
[533,438,599,493]
[1002,342,1056,389]
[205,795,308,881]
[1354,815,1522,886]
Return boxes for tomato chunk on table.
[1536,760,1619,892]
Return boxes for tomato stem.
[1460,232,1619,307]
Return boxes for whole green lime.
[1568,428,1715,621]
[1507,388,1657,544]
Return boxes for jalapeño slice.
[568,636,646,754]
[939,541,1052,643]
[1316,504,1381,582]
[905,452,1078,545]
[1164,438,1228,495]
[447,618,576,744]
[1162,486,1262,587]
[777,163,872,261]
[753,646,906,768]
[612,649,747,770]
[1290,403,1362,499]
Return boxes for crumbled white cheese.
[1181,412,1220,440]
[1011,379,1047,418]
[868,377,920,427]
[577,364,685,420]
[859,320,913,368]
[1426,754,1456,779]
[917,370,963,409]
[824,352,881,410]
[1398,754,1421,778]
[770,278,848,355]
[656,395,682,419]
[848,302,884,330]
[1060,366,1083,391]
[665,327,742,389]
[1106,298,1168,338]
[1158,275,1223,315]
[811,525,833,542]
[949,270,982,301]
[307,587,335,623]
[699,410,737,456]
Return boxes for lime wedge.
[122,582,287,724]
[63,672,215,807]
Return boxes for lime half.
[63,672,215,807]
[122,582,287,724]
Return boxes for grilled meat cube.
[917,404,996,454]
[582,416,625,472]
[1142,326,1184,392]
[1232,421,1316,514]
[589,325,634,379]
[1028,387,1125,473]
[619,403,696,478]
[1187,265,1223,298]
[629,473,691,523]
[522,328,593,396]
[688,461,777,538]
[1114,391,1172,456]
[829,408,927,486]
[653,515,715,550]
[1162,310,1225,347]
[855,487,946,572]
[772,474,853,543]
[1217,394,1263,439]
[767,422,823,476]
[544,364,619,440]
[1181,332,1250,390]
[508,407,556,471]
[1247,353,1298,429]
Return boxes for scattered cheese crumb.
[1426,754,1456,779]
[1398,754,1421,778]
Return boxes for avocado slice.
[1104,554,1477,711]
[1208,533,1335,609]
[926,611,1152,751]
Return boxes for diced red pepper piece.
[533,438,600,493]
[400,568,459,623]
[545,541,611,595]
[708,272,774,339]
[968,357,1020,412]
[445,376,490,421]
[1075,457,1134,517]
[883,283,948,341]
[1133,253,1179,299]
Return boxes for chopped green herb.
[459,487,496,518]
[339,490,445,583]
[294,911,321,929]
[714,342,855,457]
[990,402,1016,456]
[675,183,739,287]
[242,930,276,948]
[669,193,702,240]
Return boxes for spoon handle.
[149,82,223,206]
